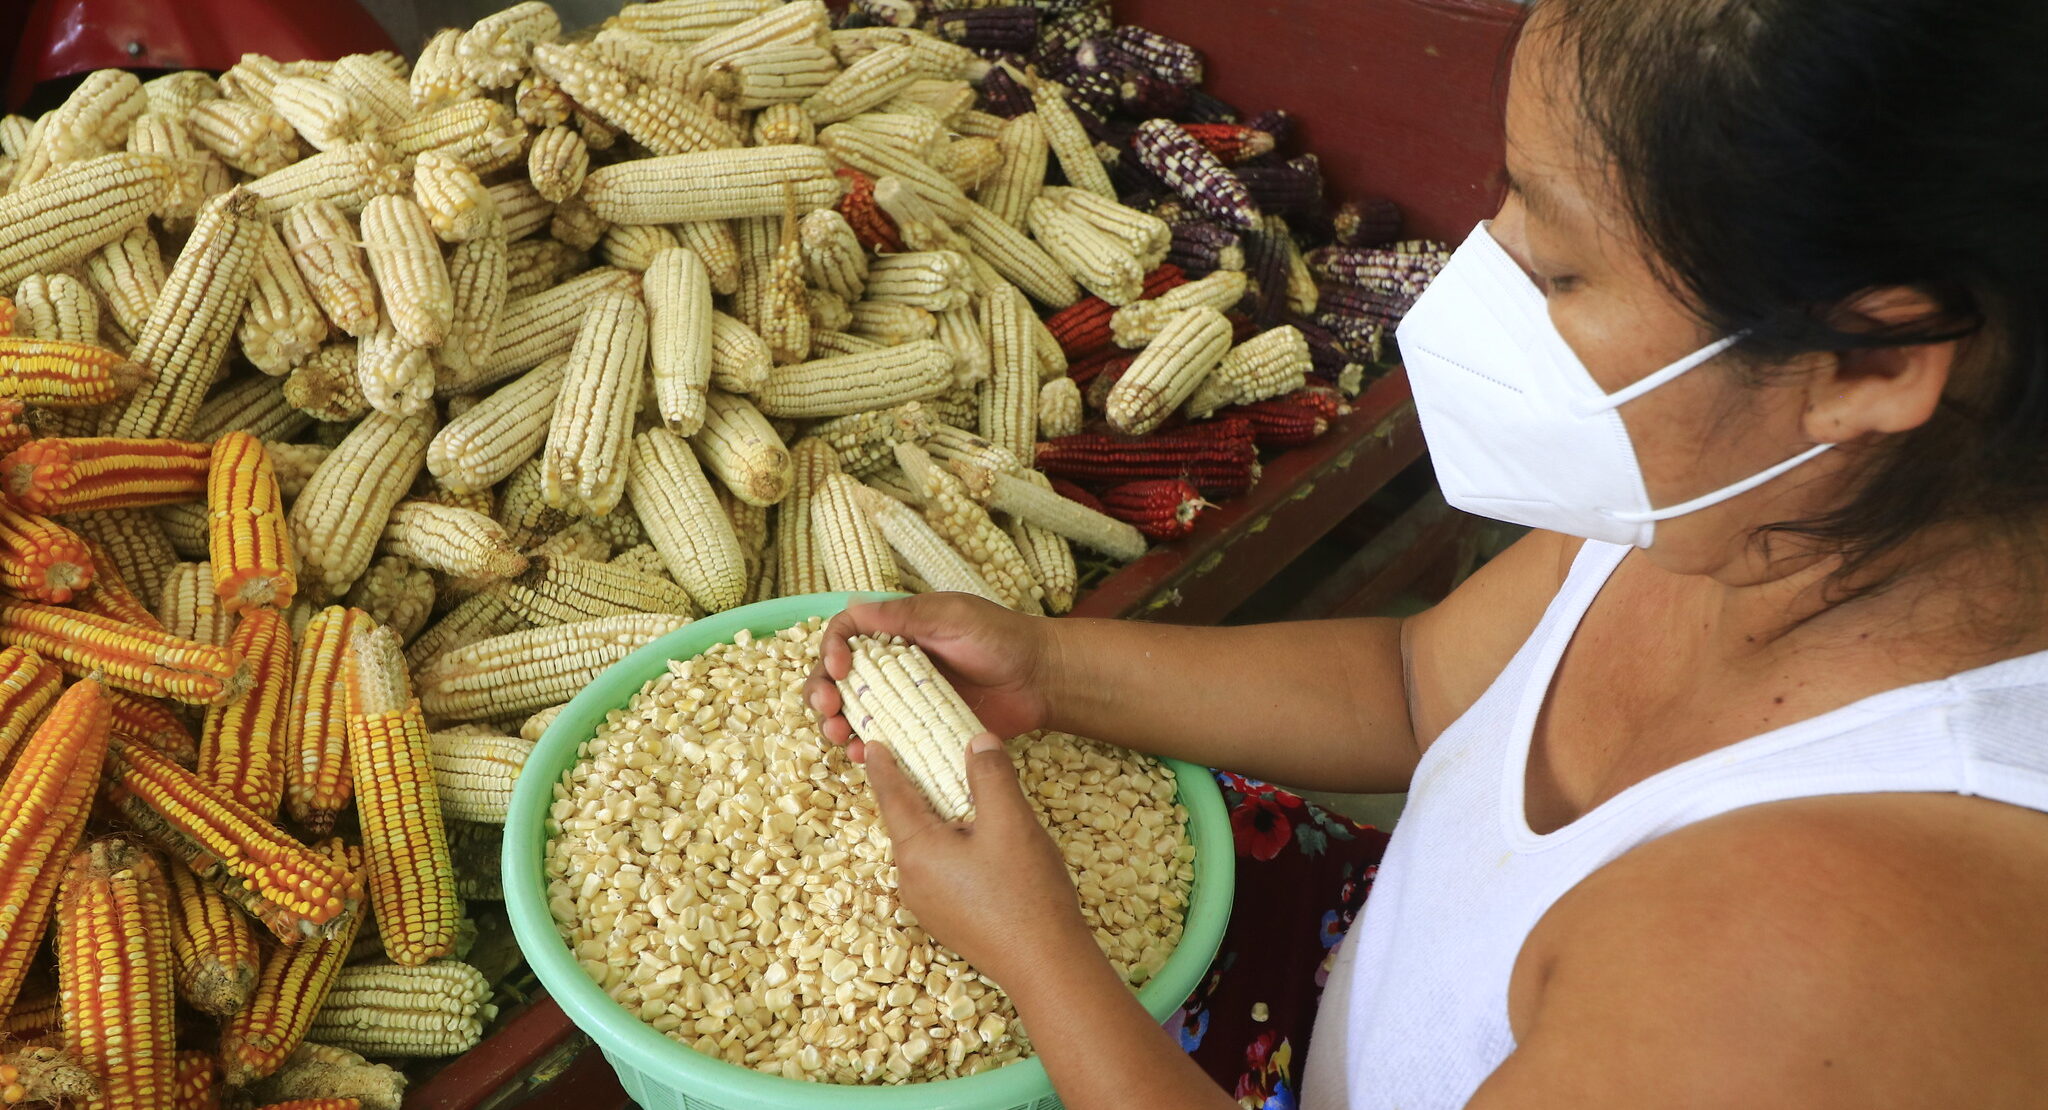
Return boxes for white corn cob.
[935,136,1002,192]
[947,459,1147,561]
[977,282,1038,460]
[1006,473,1078,616]
[1047,185,1172,272]
[951,109,1006,140]
[189,99,299,176]
[498,555,697,626]
[610,0,780,46]
[750,101,815,146]
[504,239,583,297]
[548,196,608,251]
[707,43,839,109]
[695,390,793,507]
[381,501,527,580]
[477,267,640,385]
[415,613,690,722]
[83,226,167,351]
[829,26,977,82]
[124,111,205,222]
[439,227,511,390]
[329,53,413,132]
[1185,326,1313,419]
[862,251,973,312]
[13,274,98,344]
[193,374,314,442]
[284,343,369,423]
[270,76,369,152]
[289,411,433,602]
[541,289,647,516]
[808,330,883,357]
[845,301,935,344]
[625,428,747,613]
[817,123,965,221]
[218,53,288,111]
[707,311,772,394]
[686,1,835,82]
[344,554,435,643]
[356,317,434,418]
[802,44,915,125]
[141,70,220,120]
[896,442,1041,613]
[238,222,329,376]
[889,78,977,124]
[281,199,380,338]
[978,112,1047,229]
[246,141,411,215]
[267,441,334,499]
[1111,270,1251,348]
[460,1,562,89]
[1038,376,1084,439]
[796,208,866,301]
[643,248,714,434]
[428,355,565,494]
[1033,82,1115,200]
[729,213,809,365]
[1106,306,1235,435]
[811,473,900,592]
[12,69,146,187]
[412,150,495,243]
[672,219,741,295]
[0,152,173,290]
[524,124,587,206]
[359,194,454,348]
[580,145,841,224]
[426,731,532,824]
[307,962,495,1058]
[488,180,554,241]
[806,290,853,335]
[752,340,953,419]
[1027,195,1144,305]
[598,224,676,273]
[833,634,985,820]
[851,483,1001,604]
[776,438,838,596]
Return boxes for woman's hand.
[805,593,1057,761]
[864,734,1095,988]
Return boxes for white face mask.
[1397,221,1832,547]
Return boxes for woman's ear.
[1800,287,1961,443]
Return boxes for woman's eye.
[1538,274,1582,295]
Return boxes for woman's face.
[1490,14,1859,580]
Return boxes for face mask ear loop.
[1566,332,1749,418]
[1603,442,1835,525]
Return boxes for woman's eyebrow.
[1501,166,1564,222]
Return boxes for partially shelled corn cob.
[219,840,368,1087]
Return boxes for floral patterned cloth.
[1166,772,1392,1109]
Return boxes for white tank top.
[1301,539,2048,1110]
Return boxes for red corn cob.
[1,436,214,515]
[107,689,201,768]
[1099,479,1208,541]
[1035,418,1260,499]
[1178,123,1275,166]
[1067,349,1135,389]
[1047,476,1106,513]
[1286,387,1353,422]
[1044,264,1188,359]
[1218,397,1331,449]
[835,169,905,253]
[0,502,93,603]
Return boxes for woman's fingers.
[962,733,1031,824]
[863,743,942,840]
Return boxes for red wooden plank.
[403,997,580,1110]
[1069,372,1424,624]
[1113,0,1522,242]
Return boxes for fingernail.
[808,689,826,712]
[969,733,1000,755]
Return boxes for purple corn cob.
[1038,7,1113,59]
[1109,25,1205,87]
[1244,108,1296,146]
[1037,0,1109,17]
[1166,220,1244,278]
[1062,67,1125,115]
[1308,246,1450,297]
[1234,157,1325,217]
[977,63,1035,118]
[1318,282,1417,328]
[1289,316,1368,384]
[1245,223,1292,330]
[849,0,922,29]
[1315,314,1388,363]
[1133,118,1261,230]
[1070,36,1140,75]
[929,7,1040,51]
[1179,88,1241,125]
[1116,66,1191,118]
[1389,238,1452,256]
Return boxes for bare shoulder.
[1474,793,2048,1109]
[1404,529,1579,747]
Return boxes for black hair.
[1531,0,2048,587]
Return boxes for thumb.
[864,743,943,840]
[962,733,1031,822]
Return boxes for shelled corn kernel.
[548,621,1193,1084]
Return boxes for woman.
[807,0,2048,1105]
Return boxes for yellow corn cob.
[189,100,298,176]
[547,194,608,251]
[402,589,530,673]
[380,501,527,581]
[171,1047,220,1110]
[355,318,434,418]
[0,150,169,288]
[166,858,260,1017]
[306,961,494,1058]
[947,457,1148,561]
[270,77,369,152]
[460,1,562,89]
[357,194,452,349]
[83,226,166,351]
[811,472,900,592]
[283,605,368,835]
[835,633,988,817]
[695,389,793,507]
[580,146,840,224]
[643,248,714,434]
[216,839,367,1087]
[109,186,267,439]
[240,224,331,376]
[328,54,413,133]
[157,561,235,645]
[1106,305,1235,434]
[425,730,530,823]
[500,554,697,627]
[599,223,676,274]
[477,266,640,386]
[524,124,588,205]
[1036,376,1087,439]
[56,837,176,1110]
[751,339,953,420]
[343,556,434,643]
[11,69,145,187]
[283,343,368,423]
[290,412,432,603]
[108,686,201,767]
[0,676,111,1018]
[1,434,211,516]
[849,481,999,602]
[344,626,457,964]
[410,29,480,112]
[625,428,746,612]
[386,99,526,175]
[1185,325,1314,418]
[416,611,689,719]
[895,443,1041,612]
[1027,194,1144,305]
[208,429,298,612]
[281,199,381,339]
[13,274,98,345]
[245,1043,405,1110]
[0,644,57,779]
[142,69,221,118]
[488,179,554,242]
[426,355,564,494]
[540,289,646,516]
[199,606,293,816]
[750,100,815,147]
[66,540,161,638]
[439,227,511,391]
[407,150,492,243]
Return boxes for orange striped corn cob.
[0,645,59,777]
[0,336,140,407]
[284,605,369,836]
[102,735,362,941]
[200,607,294,817]
[0,1045,101,1105]
[68,535,167,631]
[0,503,93,603]
[167,857,260,1018]
[2,985,61,1043]
[56,838,176,1110]
[171,1050,221,1110]
[106,689,200,767]
[1,436,211,515]
[0,399,30,456]
[0,675,108,1017]
[345,626,457,966]
[0,297,13,337]
[0,600,242,704]
[207,430,298,612]
[219,840,366,1088]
